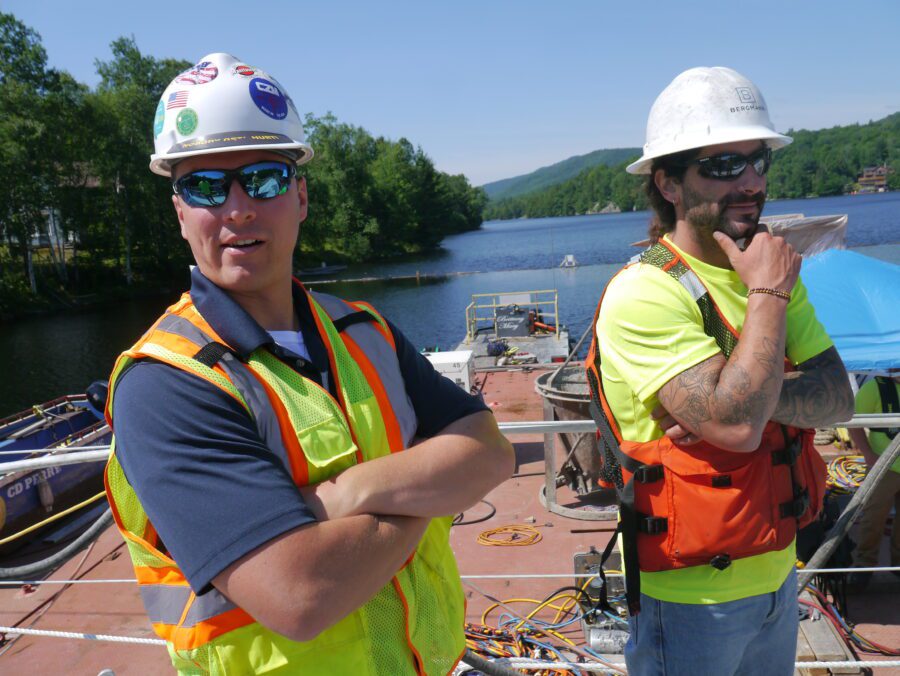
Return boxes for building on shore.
[857,165,892,193]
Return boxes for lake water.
[2,192,898,415]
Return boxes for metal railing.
[464,289,560,343]
[5,414,900,474]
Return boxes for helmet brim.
[150,140,313,177]
[626,128,793,175]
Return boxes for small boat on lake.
[453,289,572,369]
[296,262,348,277]
[0,385,109,556]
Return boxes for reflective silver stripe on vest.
[184,587,240,626]
[152,314,294,474]
[140,585,237,627]
[156,313,212,347]
[677,269,707,302]
[215,352,295,473]
[312,292,418,447]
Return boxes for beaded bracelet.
[748,287,791,301]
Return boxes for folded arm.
[657,293,788,452]
[213,514,428,642]
[301,410,515,520]
[848,427,880,469]
[213,410,513,641]
[770,346,853,428]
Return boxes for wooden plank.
[799,591,861,675]
[797,620,827,676]
[818,610,862,675]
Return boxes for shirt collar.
[188,267,329,372]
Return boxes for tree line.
[0,13,486,319]
[483,113,900,221]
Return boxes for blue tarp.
[801,249,900,372]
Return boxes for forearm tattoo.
[660,337,783,433]
[771,346,853,428]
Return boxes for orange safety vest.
[585,240,826,612]
[104,285,465,675]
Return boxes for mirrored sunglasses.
[691,147,772,181]
[173,161,296,207]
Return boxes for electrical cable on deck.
[826,454,868,492]
[477,525,543,547]
[0,491,106,546]
[454,499,497,526]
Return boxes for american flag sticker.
[167,91,189,109]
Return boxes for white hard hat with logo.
[626,66,792,175]
[150,52,313,177]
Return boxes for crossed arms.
[658,342,853,452]
[212,410,514,641]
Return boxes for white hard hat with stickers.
[150,53,313,177]
[626,66,792,175]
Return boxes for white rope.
[3,565,898,587]
[497,657,900,671]
[0,625,165,646]
[460,565,900,579]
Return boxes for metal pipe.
[5,414,899,472]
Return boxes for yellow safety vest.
[104,289,466,675]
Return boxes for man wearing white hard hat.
[585,67,853,675]
[103,53,514,674]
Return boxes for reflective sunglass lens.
[699,148,771,180]
[174,162,293,206]
[179,173,228,206]
[240,165,290,199]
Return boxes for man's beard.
[682,184,766,242]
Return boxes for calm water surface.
[2,192,899,414]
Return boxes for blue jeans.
[624,567,798,676]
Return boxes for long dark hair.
[645,150,695,243]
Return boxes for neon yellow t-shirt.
[855,378,900,473]
[596,236,833,604]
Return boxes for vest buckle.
[779,490,810,519]
[634,464,664,484]
[771,440,801,466]
[637,515,668,535]
[710,554,732,571]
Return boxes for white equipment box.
[424,350,475,392]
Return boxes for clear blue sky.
[4,0,899,186]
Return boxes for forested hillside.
[0,13,485,318]
[484,114,900,220]
[481,147,640,200]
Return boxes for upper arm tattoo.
[773,346,853,428]
[659,337,786,436]
[658,355,725,432]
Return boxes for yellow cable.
[0,491,107,546]
[481,597,574,625]
[477,524,542,547]
[513,593,581,641]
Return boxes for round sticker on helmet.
[249,77,288,120]
[153,98,165,138]
[176,108,199,136]
[175,61,218,86]
[233,64,256,77]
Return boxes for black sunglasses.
[680,147,772,181]
[173,161,296,207]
